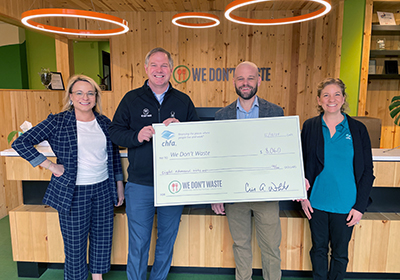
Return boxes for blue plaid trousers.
[58,179,114,280]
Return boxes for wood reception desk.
[1,147,400,276]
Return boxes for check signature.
[245,181,289,192]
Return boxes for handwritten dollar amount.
[260,147,281,155]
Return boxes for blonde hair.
[62,74,102,115]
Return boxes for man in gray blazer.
[212,61,283,280]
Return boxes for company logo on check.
[161,131,175,140]
[169,180,182,194]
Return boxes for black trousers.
[308,208,354,280]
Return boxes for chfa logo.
[161,131,176,147]
[169,180,182,194]
[173,65,190,84]
[161,130,174,140]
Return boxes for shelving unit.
[368,24,400,80]
[370,50,400,58]
[368,74,400,79]
[372,24,400,35]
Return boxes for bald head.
[234,61,259,78]
[234,61,261,100]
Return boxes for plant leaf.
[389,95,400,126]
[7,131,19,144]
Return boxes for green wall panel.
[340,0,366,116]
[0,42,29,89]
[25,30,56,89]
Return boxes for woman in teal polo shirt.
[300,78,374,280]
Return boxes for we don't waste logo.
[173,65,190,84]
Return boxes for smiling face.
[69,81,96,116]
[317,83,345,115]
[234,62,261,101]
[145,51,172,93]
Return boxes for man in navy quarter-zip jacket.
[109,47,199,280]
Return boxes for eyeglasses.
[71,91,96,97]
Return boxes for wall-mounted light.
[172,12,220,28]
[225,0,332,26]
[21,8,129,36]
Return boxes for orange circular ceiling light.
[21,9,129,36]
[172,12,220,28]
[225,0,332,26]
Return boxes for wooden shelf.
[372,25,400,35]
[370,50,400,58]
[368,74,400,80]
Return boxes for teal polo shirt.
[310,114,357,214]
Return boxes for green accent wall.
[25,29,56,89]
[0,41,28,89]
[340,0,366,116]
[74,41,102,84]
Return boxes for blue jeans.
[125,182,184,280]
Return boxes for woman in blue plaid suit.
[12,75,124,280]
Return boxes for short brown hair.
[145,47,173,69]
[316,78,349,114]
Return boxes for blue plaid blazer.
[12,110,123,213]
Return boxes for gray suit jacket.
[215,97,284,120]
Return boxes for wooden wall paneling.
[312,18,325,92]
[289,16,301,117]
[10,206,34,260]
[250,11,275,107]
[174,19,189,100]
[155,12,164,50]
[132,11,146,90]
[229,18,244,102]
[373,161,400,187]
[350,212,398,273]
[55,36,73,87]
[110,209,128,264]
[363,213,391,272]
[0,89,63,218]
[107,13,125,107]
[0,91,22,218]
[206,16,221,107]
[350,213,374,272]
[220,15,232,107]
[119,13,133,97]
[198,28,210,107]
[5,157,53,181]
[111,12,134,99]
[148,216,157,265]
[46,207,64,262]
[164,12,176,60]
[386,213,400,272]
[297,20,312,123]
[358,0,373,111]
[172,214,191,266]
[280,210,312,271]
[280,24,294,116]
[8,204,400,272]
[334,1,344,78]
[120,11,137,102]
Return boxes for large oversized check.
[152,116,306,206]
